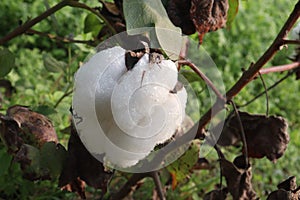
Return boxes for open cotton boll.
[73,46,187,169]
[95,47,127,132]
[73,46,126,156]
[110,54,187,159]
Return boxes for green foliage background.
[0,0,299,199]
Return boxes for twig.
[178,60,226,102]
[54,89,73,109]
[0,0,117,45]
[194,1,300,138]
[214,145,225,188]
[238,70,295,108]
[0,0,70,45]
[283,39,300,45]
[229,100,248,168]
[258,72,269,116]
[26,29,96,46]
[258,62,300,75]
[150,171,165,200]
[67,1,117,35]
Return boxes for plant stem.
[67,1,117,35]
[0,0,70,45]
[178,60,226,102]
[0,0,117,45]
[258,62,300,75]
[26,29,95,46]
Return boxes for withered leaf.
[277,176,297,191]
[220,156,257,200]
[267,176,300,200]
[267,189,296,200]
[7,105,58,147]
[167,0,196,35]
[216,112,289,162]
[14,144,51,181]
[0,79,15,98]
[203,188,228,200]
[190,0,229,43]
[193,157,210,170]
[0,114,23,153]
[61,177,86,199]
[59,123,113,198]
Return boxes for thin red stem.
[178,60,226,102]
[258,62,300,75]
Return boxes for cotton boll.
[73,46,126,156]
[73,46,188,169]
[110,53,187,158]
[95,47,127,132]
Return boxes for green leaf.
[0,148,13,176]
[43,54,66,73]
[20,144,41,176]
[180,70,203,83]
[40,142,67,178]
[32,105,57,116]
[166,139,200,188]
[84,13,103,38]
[0,48,15,77]
[227,0,239,27]
[123,0,182,59]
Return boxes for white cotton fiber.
[73,46,187,168]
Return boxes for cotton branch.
[258,62,300,75]
[0,0,116,45]
[0,0,69,45]
[26,29,96,46]
[283,39,300,45]
[178,60,226,102]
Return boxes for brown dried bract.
[203,188,228,200]
[221,156,257,200]
[267,176,300,200]
[7,105,58,147]
[59,123,113,198]
[216,112,289,162]
[167,0,196,35]
[190,0,229,43]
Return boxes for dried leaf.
[0,114,23,153]
[267,189,295,200]
[278,176,297,191]
[190,0,229,43]
[216,112,289,162]
[7,105,58,147]
[14,144,51,181]
[267,176,300,200]
[220,156,257,200]
[0,79,15,98]
[167,0,196,35]
[203,188,228,200]
[61,177,86,199]
[193,157,210,170]
[59,124,113,197]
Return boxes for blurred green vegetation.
[0,0,299,199]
